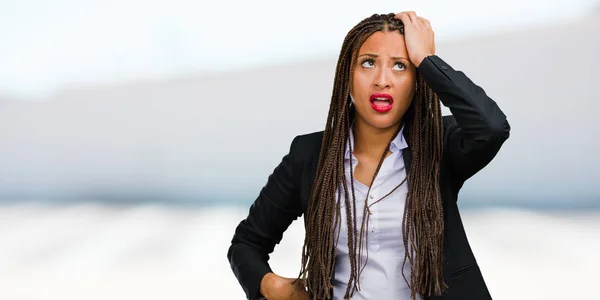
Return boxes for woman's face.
[350,30,416,130]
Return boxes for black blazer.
[227,55,510,300]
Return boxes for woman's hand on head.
[260,272,310,300]
[395,11,436,67]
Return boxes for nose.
[374,68,391,89]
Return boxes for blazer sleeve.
[417,55,511,181]
[227,135,304,300]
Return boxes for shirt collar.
[344,122,408,160]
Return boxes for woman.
[227,11,510,300]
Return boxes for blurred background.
[1,0,599,299]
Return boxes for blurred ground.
[0,204,598,300]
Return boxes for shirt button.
[369,194,374,199]
[371,229,375,233]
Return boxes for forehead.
[358,31,407,56]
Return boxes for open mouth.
[369,93,394,113]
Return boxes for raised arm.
[227,136,304,299]
[394,11,510,182]
[418,55,510,181]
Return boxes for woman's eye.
[393,62,406,71]
[361,59,375,68]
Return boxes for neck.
[352,118,402,158]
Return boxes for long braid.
[402,73,446,298]
[298,13,446,300]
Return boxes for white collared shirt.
[332,125,418,300]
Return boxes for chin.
[358,113,402,130]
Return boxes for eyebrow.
[358,53,410,61]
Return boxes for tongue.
[372,100,391,107]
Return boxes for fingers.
[396,11,432,28]
[294,278,306,288]
[396,11,418,23]
[418,17,431,28]
[395,11,411,24]
[290,278,309,300]
[407,11,418,23]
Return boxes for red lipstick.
[369,93,394,113]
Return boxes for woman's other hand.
[260,272,310,300]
